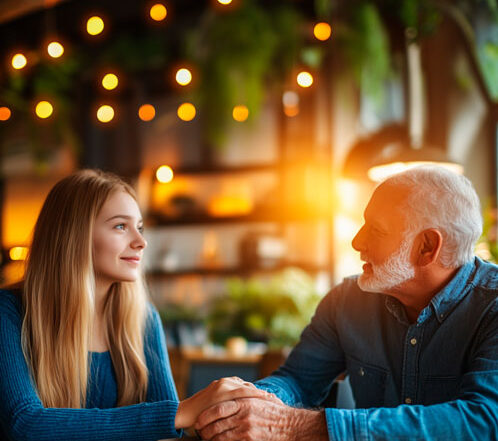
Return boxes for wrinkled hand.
[174,377,276,429]
[194,397,327,441]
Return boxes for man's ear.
[415,229,443,266]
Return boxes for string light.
[138,104,156,121]
[12,53,27,70]
[150,4,167,21]
[156,165,174,183]
[297,71,313,88]
[87,16,104,36]
[177,103,196,121]
[217,0,233,4]
[0,107,11,121]
[232,105,249,122]
[102,73,118,90]
[35,101,53,119]
[47,41,64,58]
[313,22,332,41]
[175,68,192,86]
[97,105,114,123]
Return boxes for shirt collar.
[429,257,477,324]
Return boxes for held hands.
[174,377,277,429]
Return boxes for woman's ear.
[415,229,443,266]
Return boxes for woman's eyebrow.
[105,215,143,223]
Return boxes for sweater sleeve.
[144,304,179,403]
[0,293,182,441]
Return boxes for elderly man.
[195,166,498,441]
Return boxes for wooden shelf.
[146,262,329,279]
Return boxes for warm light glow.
[368,161,464,182]
[150,4,167,21]
[9,246,28,261]
[337,179,359,212]
[87,16,104,35]
[208,195,253,217]
[334,215,360,241]
[102,73,118,90]
[12,53,27,69]
[282,91,299,117]
[177,103,196,121]
[0,107,11,121]
[217,0,233,4]
[156,165,174,183]
[232,105,249,122]
[313,22,332,41]
[175,68,192,86]
[35,101,53,119]
[97,105,114,123]
[47,41,64,58]
[297,71,313,88]
[138,104,156,121]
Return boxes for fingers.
[195,400,240,430]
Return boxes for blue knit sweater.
[0,290,182,441]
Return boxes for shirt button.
[410,338,417,346]
[405,398,412,404]
[359,367,365,376]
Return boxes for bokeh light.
[217,0,233,4]
[138,104,156,121]
[0,107,11,121]
[35,101,53,119]
[177,103,196,121]
[12,53,27,69]
[175,68,192,86]
[9,246,28,261]
[232,105,249,122]
[102,73,118,90]
[150,4,167,21]
[47,41,64,58]
[313,22,332,41]
[297,71,313,88]
[156,165,174,183]
[97,105,114,123]
[282,91,299,117]
[87,16,104,35]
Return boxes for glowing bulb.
[9,246,28,261]
[87,16,104,36]
[297,71,313,88]
[0,107,11,121]
[35,101,53,119]
[97,105,114,123]
[47,41,64,58]
[313,22,332,41]
[150,4,167,21]
[175,68,192,86]
[12,53,27,69]
[156,165,174,183]
[232,105,249,122]
[177,103,196,121]
[102,73,118,90]
[138,104,155,121]
[218,0,232,4]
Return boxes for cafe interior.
[0,0,496,404]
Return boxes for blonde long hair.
[21,169,149,408]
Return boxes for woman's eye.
[138,225,145,234]
[114,223,125,231]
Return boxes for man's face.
[352,183,416,294]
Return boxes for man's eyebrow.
[105,215,143,223]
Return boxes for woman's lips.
[121,257,140,265]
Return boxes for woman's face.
[92,190,147,288]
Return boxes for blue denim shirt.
[256,257,498,440]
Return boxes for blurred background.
[0,0,497,400]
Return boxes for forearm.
[289,409,329,441]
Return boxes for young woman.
[0,169,270,441]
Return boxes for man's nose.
[351,226,365,252]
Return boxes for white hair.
[383,166,482,268]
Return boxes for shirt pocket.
[346,356,388,408]
[423,375,460,404]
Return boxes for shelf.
[146,262,330,279]
[147,209,331,226]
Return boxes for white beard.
[358,236,415,293]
